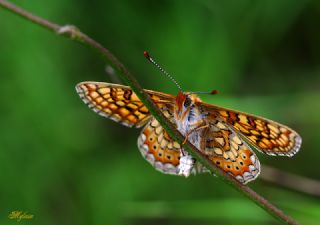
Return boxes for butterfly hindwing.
[200,118,260,184]
[76,82,175,128]
[138,117,181,175]
[138,113,206,176]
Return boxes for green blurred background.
[0,0,319,224]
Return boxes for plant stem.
[0,1,299,224]
[261,165,320,197]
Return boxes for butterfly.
[75,81,302,184]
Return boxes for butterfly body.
[76,82,301,184]
[174,92,204,146]
[173,92,207,176]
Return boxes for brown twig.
[0,1,300,224]
[261,165,320,197]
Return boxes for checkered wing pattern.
[138,115,205,176]
[76,82,175,128]
[200,104,302,157]
[201,118,260,184]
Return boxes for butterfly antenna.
[191,90,219,95]
[144,51,183,91]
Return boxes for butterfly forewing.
[76,82,175,128]
[200,103,302,157]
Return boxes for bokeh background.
[1,0,320,224]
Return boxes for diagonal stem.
[0,1,299,224]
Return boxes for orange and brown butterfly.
[75,52,302,184]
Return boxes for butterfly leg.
[179,121,210,177]
[182,123,209,145]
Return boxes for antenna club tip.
[211,90,219,95]
[143,51,151,60]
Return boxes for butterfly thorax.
[174,92,205,149]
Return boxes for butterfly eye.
[184,97,192,108]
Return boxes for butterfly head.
[143,51,206,122]
[175,91,202,121]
